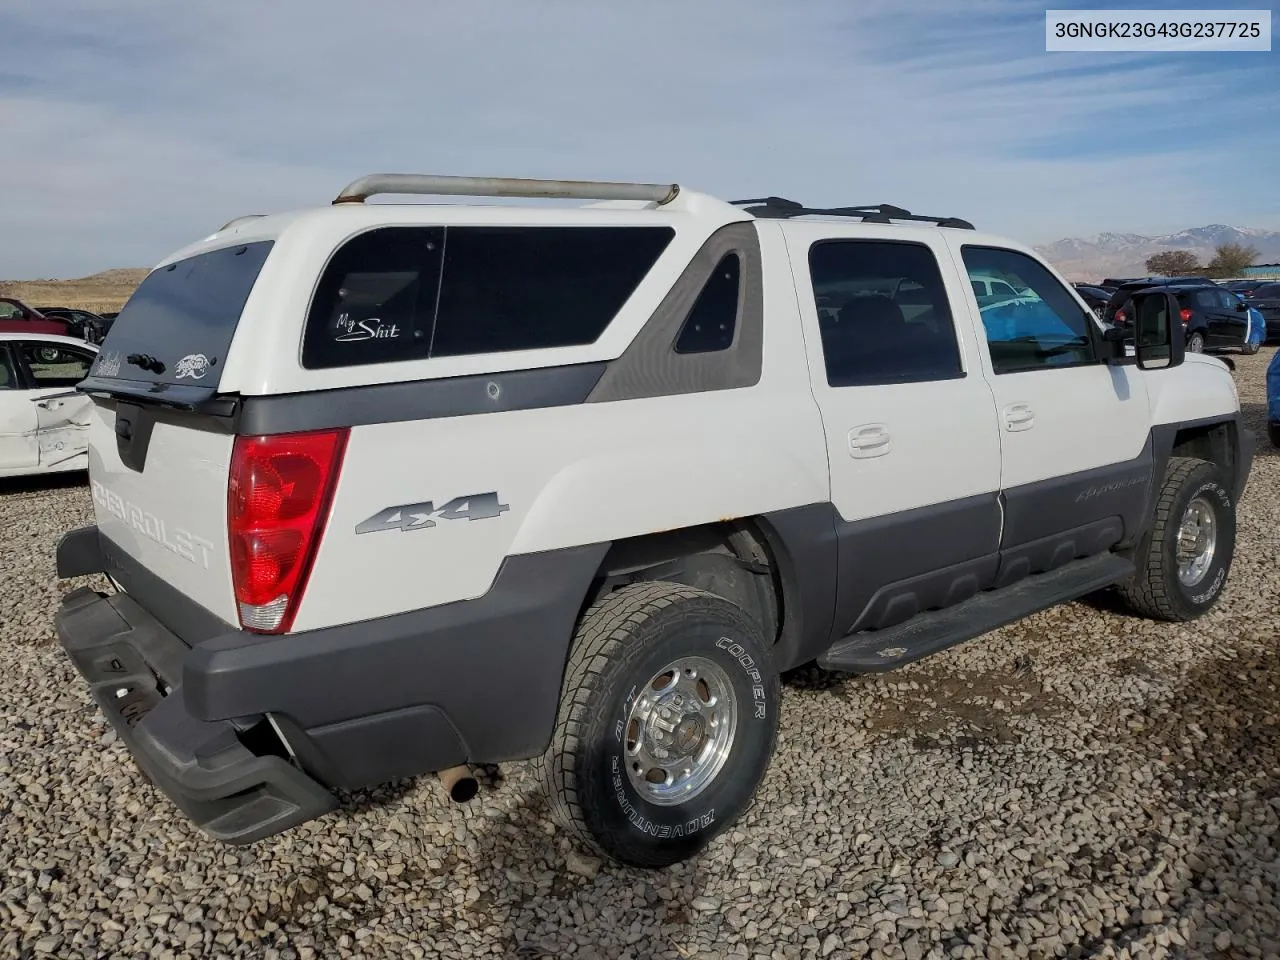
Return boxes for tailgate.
[87,401,238,625]
[77,240,277,631]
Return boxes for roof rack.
[332,173,681,206]
[731,197,975,230]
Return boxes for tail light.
[1115,309,1127,324]
[228,429,349,634]
[1179,308,1193,324]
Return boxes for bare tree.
[1145,250,1203,276]
[1205,243,1259,279]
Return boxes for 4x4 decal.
[355,492,509,534]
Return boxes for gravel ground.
[2,349,1278,960]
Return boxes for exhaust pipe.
[438,764,480,803]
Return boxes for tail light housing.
[1114,308,1127,325]
[228,428,349,634]
[1179,308,1193,324]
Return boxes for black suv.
[1113,283,1250,353]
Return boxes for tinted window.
[674,254,740,354]
[0,348,17,389]
[960,246,1096,374]
[94,241,274,387]
[303,226,675,368]
[19,343,95,387]
[1254,283,1280,298]
[1193,290,1218,310]
[808,240,963,387]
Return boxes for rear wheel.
[537,581,779,868]
[1186,330,1205,353]
[1243,341,1260,355]
[1117,456,1236,621]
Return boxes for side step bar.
[817,552,1135,674]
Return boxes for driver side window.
[961,246,1097,374]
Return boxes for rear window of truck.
[91,241,275,386]
[301,225,675,369]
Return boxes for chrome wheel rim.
[1176,495,1218,587]
[623,656,738,807]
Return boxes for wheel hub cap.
[623,655,738,806]
[1176,495,1218,587]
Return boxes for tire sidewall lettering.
[1174,475,1234,609]
[604,623,775,842]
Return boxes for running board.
[817,553,1135,674]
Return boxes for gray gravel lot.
[2,348,1278,960]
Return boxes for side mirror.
[1237,300,1249,312]
[1131,291,1186,371]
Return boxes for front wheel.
[537,581,780,868]
[1186,331,1206,353]
[1117,456,1236,622]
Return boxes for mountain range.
[1036,225,1280,282]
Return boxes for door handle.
[848,424,891,458]
[1003,403,1034,432]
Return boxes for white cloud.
[2,0,1277,277]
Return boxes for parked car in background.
[1242,282,1280,341]
[35,307,112,343]
[0,297,75,339]
[0,333,99,477]
[1102,276,1219,327]
[1072,284,1112,317]
[1222,279,1270,298]
[1113,283,1250,353]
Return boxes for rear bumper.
[56,586,335,843]
[54,525,608,844]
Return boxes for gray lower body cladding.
[54,526,609,841]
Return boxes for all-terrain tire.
[1117,456,1236,622]
[536,581,780,869]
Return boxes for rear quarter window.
[92,241,275,387]
[301,225,675,369]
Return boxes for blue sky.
[1,0,1277,278]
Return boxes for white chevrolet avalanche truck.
[54,175,1254,868]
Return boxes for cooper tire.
[1117,456,1236,622]
[537,581,779,868]
[1187,331,1205,353]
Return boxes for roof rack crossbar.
[735,198,974,230]
[332,173,681,206]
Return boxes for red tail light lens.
[1179,308,1193,324]
[228,429,349,634]
[1115,309,1127,324]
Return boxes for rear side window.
[674,253,740,354]
[808,239,964,387]
[92,241,274,386]
[302,225,675,369]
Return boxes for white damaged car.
[0,332,99,477]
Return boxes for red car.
[0,297,74,336]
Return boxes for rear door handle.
[1003,403,1035,432]
[848,423,891,458]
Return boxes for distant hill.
[0,268,149,313]
[1036,225,1280,282]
